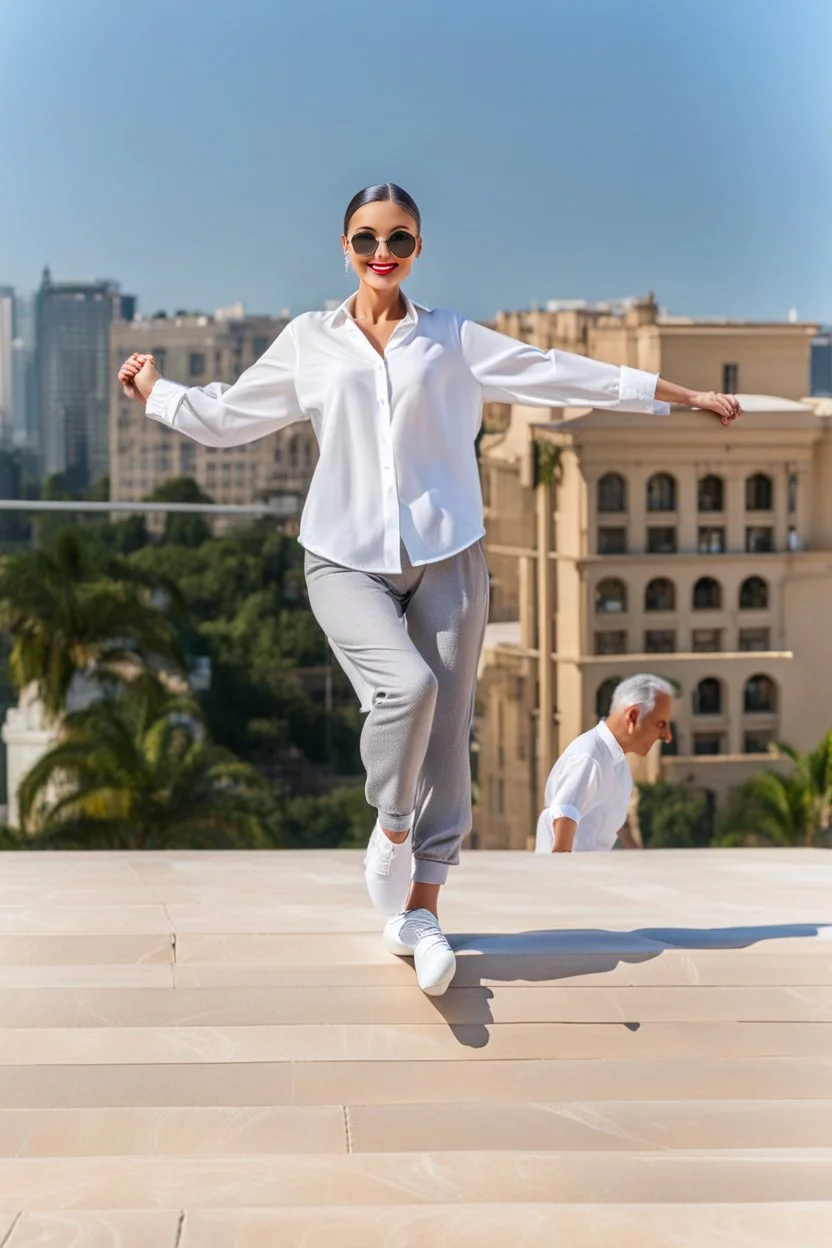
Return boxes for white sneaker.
[363,821,412,916]
[383,907,456,997]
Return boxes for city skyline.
[1,0,830,326]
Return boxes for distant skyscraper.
[0,287,13,448]
[34,267,136,487]
[12,291,36,448]
[811,330,832,396]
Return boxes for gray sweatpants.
[304,540,490,884]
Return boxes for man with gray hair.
[535,674,675,853]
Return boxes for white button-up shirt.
[146,292,670,573]
[535,720,633,853]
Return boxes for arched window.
[595,578,628,614]
[739,576,769,610]
[597,472,627,513]
[698,475,724,512]
[596,677,621,718]
[647,472,677,512]
[644,577,676,612]
[692,576,722,610]
[693,678,722,715]
[746,473,773,511]
[744,674,777,713]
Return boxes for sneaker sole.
[382,933,413,957]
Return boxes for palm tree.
[0,528,187,722]
[17,675,274,849]
[715,731,832,847]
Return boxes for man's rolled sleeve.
[546,756,600,826]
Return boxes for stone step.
[1,1020,830,1065]
[1,984,831,1027]
[174,926,832,962]
[0,935,172,967]
[179,1203,832,1248]
[0,1106,346,1157]
[173,949,832,987]
[346,1099,832,1153]
[4,949,832,986]
[0,1101,830,1158]
[0,1056,828,1109]
[0,1150,830,1208]
[2,1203,831,1248]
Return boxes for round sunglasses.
[349,229,417,260]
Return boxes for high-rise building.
[11,291,36,449]
[110,309,318,530]
[0,287,13,448]
[35,268,135,487]
[474,300,825,849]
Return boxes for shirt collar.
[329,290,431,330]
[597,718,626,762]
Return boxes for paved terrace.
[0,848,830,1246]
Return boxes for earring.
[344,252,350,273]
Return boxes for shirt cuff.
[145,377,188,425]
[549,803,582,824]
[619,366,670,416]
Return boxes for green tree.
[17,676,274,849]
[146,477,212,548]
[636,779,715,848]
[0,528,186,722]
[0,825,27,851]
[128,523,361,775]
[715,733,832,847]
[269,784,372,849]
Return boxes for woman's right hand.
[117,353,161,402]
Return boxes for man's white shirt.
[535,720,633,853]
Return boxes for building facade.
[35,269,136,486]
[0,287,13,447]
[495,294,816,401]
[109,312,318,527]
[11,291,36,448]
[474,305,826,849]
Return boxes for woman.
[118,182,741,997]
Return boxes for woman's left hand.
[689,391,742,426]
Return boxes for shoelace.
[397,909,449,953]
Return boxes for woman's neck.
[352,282,406,324]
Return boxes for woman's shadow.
[424,923,829,1048]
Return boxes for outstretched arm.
[116,322,307,448]
[458,318,742,425]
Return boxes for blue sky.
[1,0,830,323]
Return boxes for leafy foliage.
[714,734,832,847]
[18,675,274,849]
[636,779,715,848]
[0,528,186,721]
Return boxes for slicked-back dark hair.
[343,183,421,236]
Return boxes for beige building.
[475,305,827,849]
[110,310,318,528]
[494,294,816,401]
